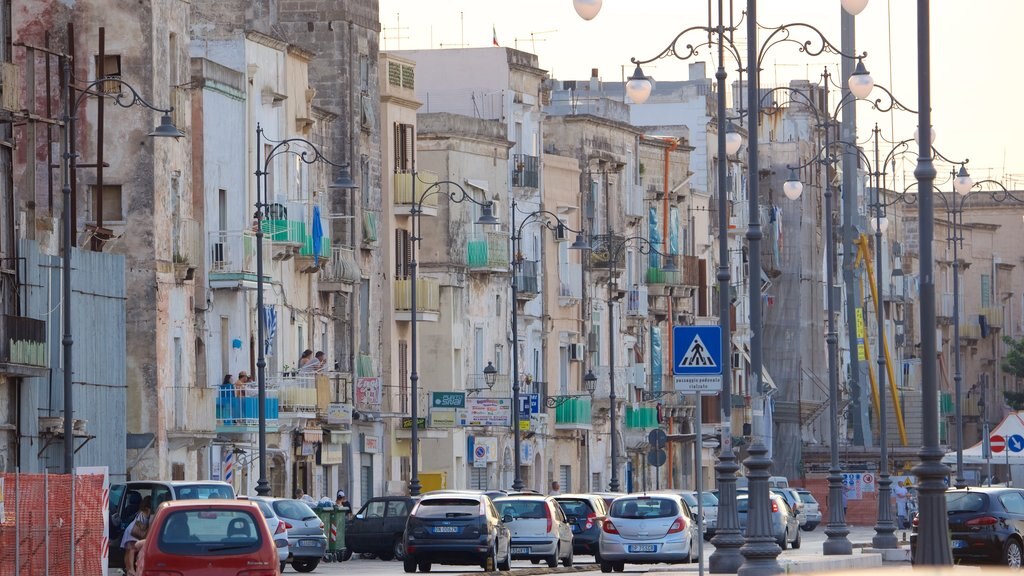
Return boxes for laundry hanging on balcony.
[311,204,323,267]
[263,305,277,356]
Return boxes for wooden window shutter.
[393,122,402,173]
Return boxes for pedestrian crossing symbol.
[679,335,716,370]
[672,325,722,377]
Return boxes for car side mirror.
[502,514,514,524]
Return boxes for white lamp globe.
[841,0,869,15]
[625,64,652,104]
[847,60,874,99]
[872,215,889,234]
[573,0,603,20]
[725,129,743,156]
[953,166,974,195]
[914,126,936,146]
[783,177,803,200]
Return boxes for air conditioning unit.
[569,343,585,361]
[553,224,568,242]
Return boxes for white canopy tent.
[943,412,1024,465]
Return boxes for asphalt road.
[304,525,888,575]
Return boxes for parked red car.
[136,499,279,576]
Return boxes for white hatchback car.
[598,494,698,573]
[493,495,574,567]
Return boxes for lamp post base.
[709,448,743,574]
[737,441,782,576]
[823,470,852,555]
[255,478,271,497]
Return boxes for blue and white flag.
[263,305,277,356]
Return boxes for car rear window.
[415,498,480,518]
[797,492,818,504]
[253,500,274,519]
[699,493,719,506]
[157,509,263,556]
[736,497,749,513]
[609,498,678,519]
[173,484,235,500]
[556,499,594,517]
[946,492,987,513]
[273,499,317,521]
[495,499,547,519]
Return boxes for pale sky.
[378,0,1024,190]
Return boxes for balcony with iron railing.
[215,387,279,433]
[0,314,47,377]
[624,404,659,429]
[626,285,649,317]
[553,396,592,429]
[394,277,441,321]
[589,234,627,271]
[269,373,322,416]
[164,385,216,437]
[208,230,260,289]
[514,260,540,299]
[319,246,362,291]
[981,307,1003,329]
[393,171,439,217]
[512,154,539,188]
[467,231,510,273]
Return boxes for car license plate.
[629,544,657,553]
[512,547,531,555]
[432,526,458,533]
[299,539,321,547]
[951,540,967,549]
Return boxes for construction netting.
[0,470,108,576]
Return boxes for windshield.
[495,499,547,519]
[157,509,262,556]
[173,484,235,500]
[609,498,677,519]
[700,493,719,506]
[414,498,480,519]
[272,499,317,521]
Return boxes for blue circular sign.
[1009,434,1024,453]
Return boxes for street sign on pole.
[673,326,723,392]
[647,449,667,468]
[648,428,668,450]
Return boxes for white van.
[768,476,790,489]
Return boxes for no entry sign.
[991,434,1006,453]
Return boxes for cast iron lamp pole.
[911,0,951,564]
[622,8,871,572]
[253,123,356,496]
[60,59,183,473]
[509,198,589,491]
[407,177,499,496]
[595,233,672,492]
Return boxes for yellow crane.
[854,233,908,446]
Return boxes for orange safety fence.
[0,471,107,576]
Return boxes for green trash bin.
[314,505,349,562]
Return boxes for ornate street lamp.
[509,199,588,491]
[252,123,356,496]
[545,369,597,408]
[407,177,499,496]
[59,60,183,473]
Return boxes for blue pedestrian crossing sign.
[673,326,723,393]
[673,326,722,375]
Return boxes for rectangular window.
[981,274,992,308]
[494,344,503,375]
[218,189,228,231]
[394,123,415,172]
[559,465,571,493]
[470,465,488,490]
[89,184,123,222]
[399,339,409,413]
[559,346,569,396]
[591,472,602,492]
[93,54,121,93]
[395,229,411,278]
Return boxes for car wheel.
[688,534,696,563]
[280,561,287,573]
[530,559,540,564]
[341,548,353,561]
[1006,538,1023,568]
[792,528,802,550]
[417,561,432,573]
[801,523,817,532]
[600,560,613,573]
[497,545,511,571]
[379,551,395,561]
[613,561,626,572]
[481,545,496,571]
[403,557,417,573]
[777,530,787,551]
[547,548,558,568]
[562,546,574,567]
[292,558,320,573]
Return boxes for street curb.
[457,563,598,576]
